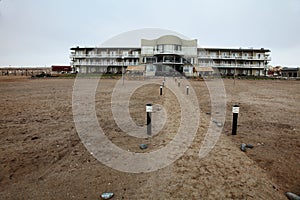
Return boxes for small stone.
[101,192,114,199]
[216,122,223,127]
[240,143,247,152]
[285,192,300,200]
[246,144,254,148]
[139,144,148,150]
[31,136,39,140]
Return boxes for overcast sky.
[0,0,299,67]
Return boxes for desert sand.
[0,76,299,199]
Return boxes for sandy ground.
[0,76,299,199]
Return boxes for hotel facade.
[70,35,271,76]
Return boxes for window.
[157,45,163,52]
[110,51,116,56]
[210,52,217,57]
[141,47,153,55]
[122,51,128,56]
[164,45,173,53]
[174,45,182,51]
[222,52,229,58]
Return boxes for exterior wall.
[197,48,270,76]
[70,35,271,76]
[140,36,197,63]
[281,68,300,77]
[71,47,140,73]
[140,35,198,75]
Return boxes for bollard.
[232,105,240,135]
[160,85,163,96]
[178,81,180,87]
[162,81,165,87]
[146,104,153,136]
[186,85,189,95]
[164,76,166,81]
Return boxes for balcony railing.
[70,54,140,59]
[154,61,184,65]
[72,61,140,66]
[198,55,271,61]
[153,50,184,55]
[212,64,265,68]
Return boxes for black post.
[162,81,165,87]
[146,104,152,136]
[232,105,239,135]
[160,85,163,96]
[186,85,189,95]
[178,81,180,87]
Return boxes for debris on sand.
[212,119,223,127]
[257,142,264,146]
[31,136,39,140]
[285,192,300,200]
[101,192,114,199]
[240,143,255,152]
[240,143,247,152]
[139,144,148,150]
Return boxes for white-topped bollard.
[146,104,153,136]
[186,85,189,95]
[160,85,163,96]
[232,105,240,135]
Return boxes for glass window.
[142,47,153,54]
[164,44,173,52]
[174,45,182,51]
[157,45,163,52]
[122,51,128,56]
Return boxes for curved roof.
[142,35,197,47]
[157,35,183,45]
[100,28,189,47]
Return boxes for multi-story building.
[70,35,271,76]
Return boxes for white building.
[70,35,271,76]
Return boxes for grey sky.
[0,0,299,67]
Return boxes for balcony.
[198,55,271,61]
[154,61,184,65]
[72,61,140,66]
[153,50,184,55]
[212,64,265,69]
[70,54,140,59]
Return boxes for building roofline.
[70,46,140,50]
[199,47,271,52]
[70,46,271,52]
[282,67,299,70]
